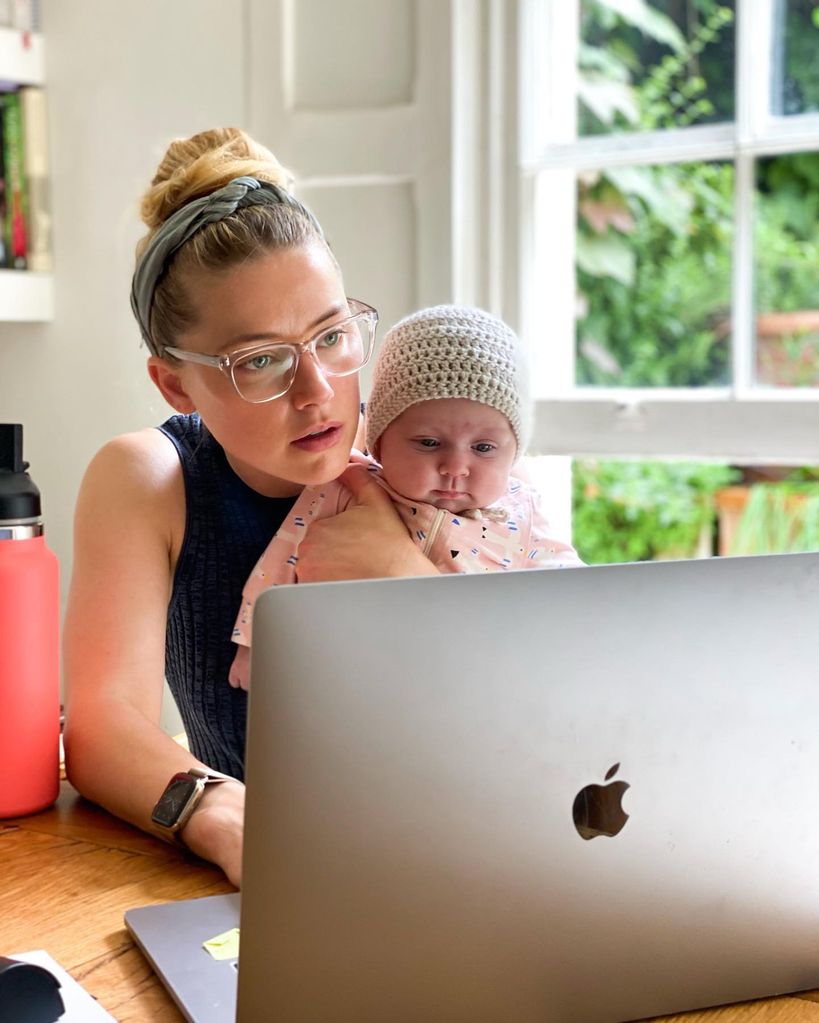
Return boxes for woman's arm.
[63,430,244,886]
[295,463,440,583]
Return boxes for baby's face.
[377,398,517,512]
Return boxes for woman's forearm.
[64,697,244,886]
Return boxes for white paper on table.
[8,950,117,1022]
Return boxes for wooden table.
[2,783,819,1022]
[1,782,232,1021]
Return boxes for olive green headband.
[130,175,322,356]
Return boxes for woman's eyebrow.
[225,302,349,347]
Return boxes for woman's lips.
[291,423,343,453]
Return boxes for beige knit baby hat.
[365,304,531,459]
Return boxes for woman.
[63,128,435,888]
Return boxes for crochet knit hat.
[365,304,531,458]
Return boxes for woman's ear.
[147,356,196,414]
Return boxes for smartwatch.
[151,767,232,843]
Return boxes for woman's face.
[157,242,361,497]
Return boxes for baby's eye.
[474,443,496,453]
[417,438,439,448]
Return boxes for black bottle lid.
[0,957,65,1022]
[0,424,42,521]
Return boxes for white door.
[247,0,456,380]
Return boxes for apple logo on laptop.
[572,763,630,840]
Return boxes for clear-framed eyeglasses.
[163,297,378,403]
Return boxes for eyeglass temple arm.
[164,347,223,368]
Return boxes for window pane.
[572,459,819,563]
[579,0,735,137]
[774,0,819,116]
[576,160,733,387]
[572,458,737,563]
[754,152,819,388]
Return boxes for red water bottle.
[0,423,60,817]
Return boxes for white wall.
[0,0,247,615]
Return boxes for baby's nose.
[439,454,470,478]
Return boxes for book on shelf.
[0,100,6,266]
[1,88,26,269]
[0,85,52,272]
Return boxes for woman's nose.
[290,350,335,407]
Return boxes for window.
[516,0,819,465]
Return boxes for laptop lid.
[238,552,819,1023]
[125,893,240,1023]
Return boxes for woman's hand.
[296,465,439,582]
[181,779,245,888]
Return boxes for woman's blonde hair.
[136,127,329,356]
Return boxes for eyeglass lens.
[230,313,371,402]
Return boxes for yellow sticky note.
[203,927,240,961]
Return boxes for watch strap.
[188,766,233,785]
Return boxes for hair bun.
[140,127,294,230]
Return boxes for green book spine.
[0,102,7,267]
[2,91,27,270]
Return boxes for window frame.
[510,0,819,464]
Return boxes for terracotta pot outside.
[755,310,819,387]
[714,310,819,387]
[714,485,810,556]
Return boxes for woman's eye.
[318,329,343,349]
[236,349,293,375]
[247,354,273,370]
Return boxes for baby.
[229,304,582,689]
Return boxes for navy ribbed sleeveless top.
[158,413,296,779]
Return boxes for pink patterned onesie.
[229,456,582,688]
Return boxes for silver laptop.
[126,893,240,1022]
[128,552,819,1022]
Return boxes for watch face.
[151,775,198,828]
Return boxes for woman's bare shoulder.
[76,426,184,534]
[86,426,178,481]
[79,426,181,498]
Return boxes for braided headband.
[130,175,322,355]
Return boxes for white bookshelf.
[0,269,52,319]
[0,24,52,322]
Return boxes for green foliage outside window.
[572,459,739,564]
[755,154,819,314]
[577,159,734,386]
[575,0,819,389]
